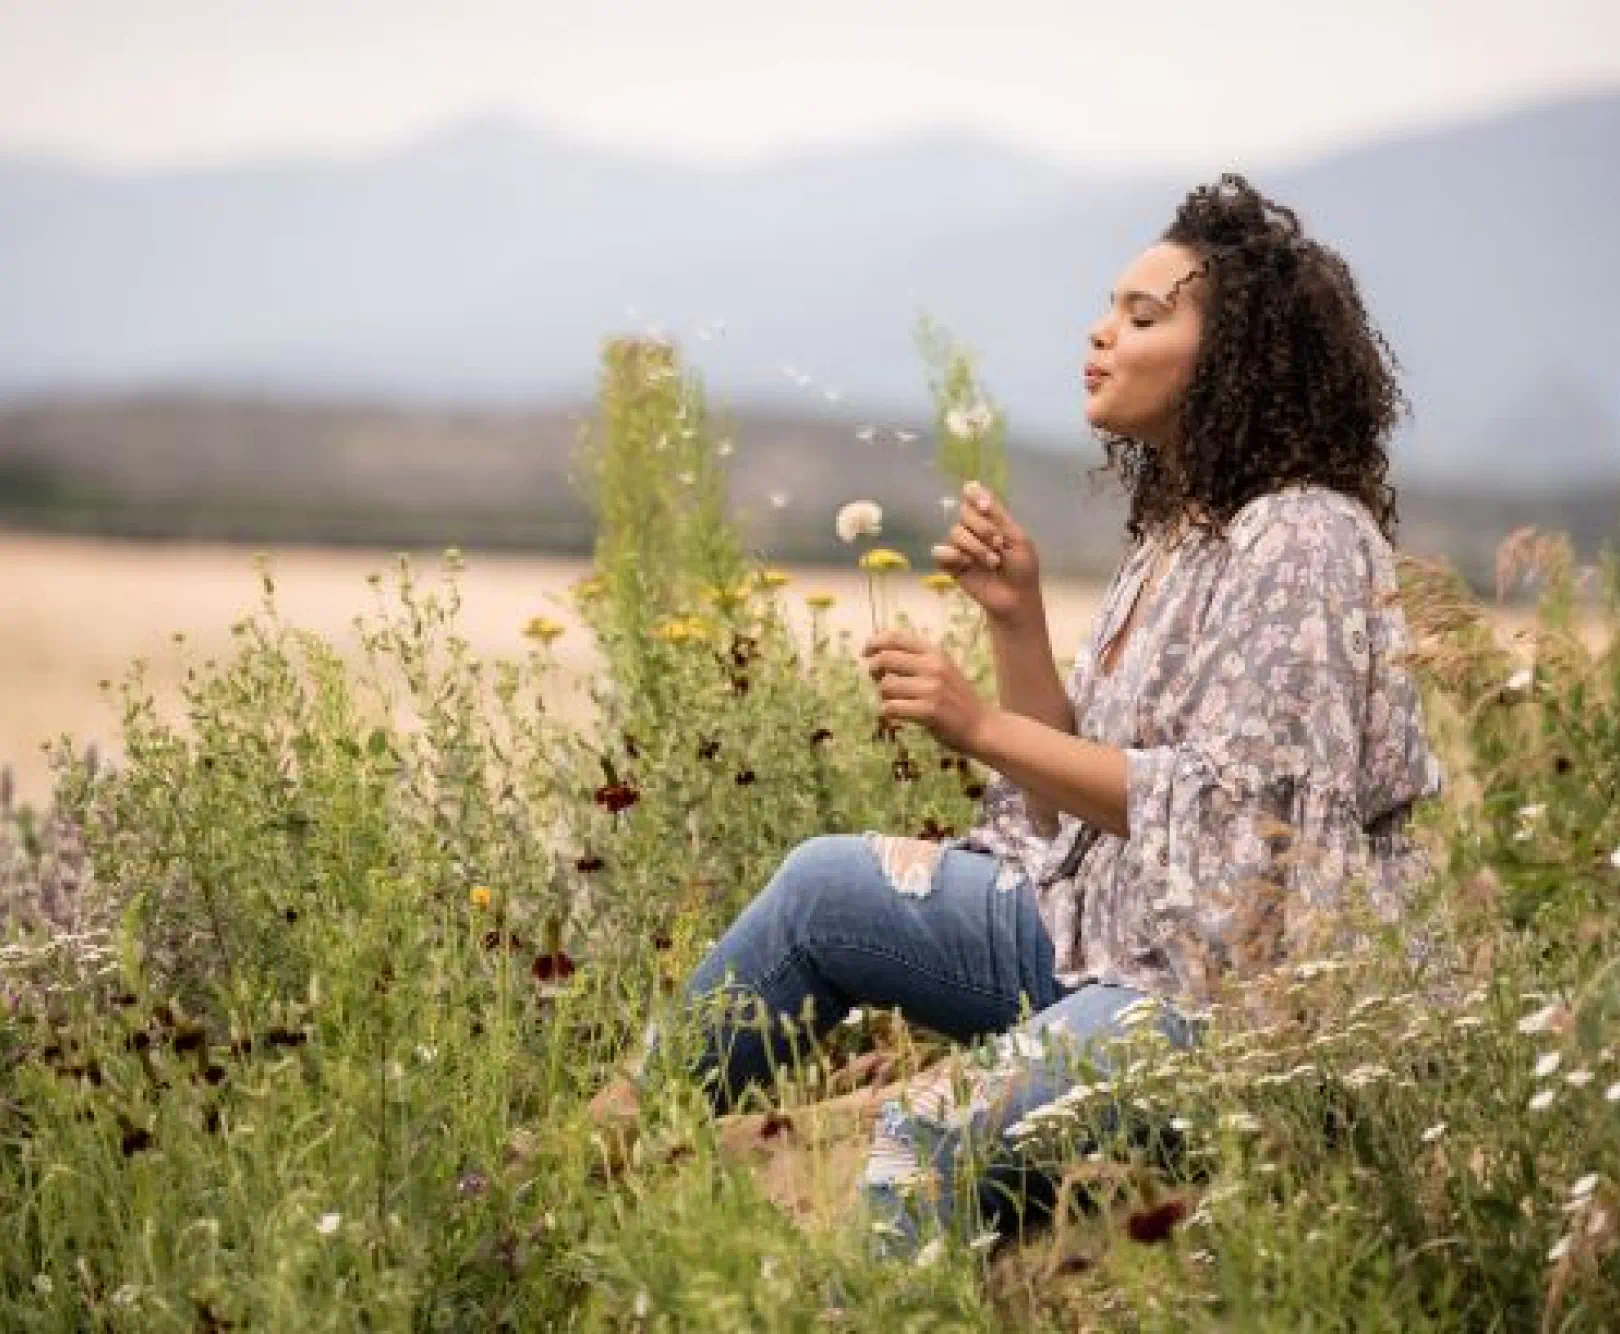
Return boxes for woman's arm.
[966,708,1128,839]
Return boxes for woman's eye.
[1130,317,1154,329]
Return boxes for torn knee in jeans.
[863,832,945,899]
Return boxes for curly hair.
[1094,172,1408,545]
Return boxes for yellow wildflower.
[805,592,837,611]
[468,885,493,910]
[858,548,911,574]
[522,616,567,645]
[700,578,754,610]
[921,572,956,595]
[653,616,709,645]
[571,576,606,603]
[759,568,792,590]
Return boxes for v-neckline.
[1097,529,1178,682]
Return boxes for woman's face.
[1083,241,1206,447]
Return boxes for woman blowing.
[596,172,1445,1256]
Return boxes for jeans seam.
[797,933,1019,1005]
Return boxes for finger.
[878,698,929,724]
[931,543,972,573]
[964,481,1020,541]
[955,501,1007,553]
[948,523,1001,570]
[866,649,930,680]
[878,674,935,700]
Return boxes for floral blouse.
[942,483,1446,1007]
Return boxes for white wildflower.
[835,499,883,543]
[1610,845,1620,871]
[1518,804,1546,821]
[1421,1122,1447,1143]
[968,1230,1000,1253]
[1571,1173,1600,1199]
[1535,1051,1562,1078]
[1518,1004,1567,1035]
[1506,667,1533,692]
[316,1212,341,1235]
[1548,1235,1571,1262]
[111,1285,140,1309]
[1566,1069,1593,1087]
[1170,1116,1192,1132]
[1452,1016,1484,1031]
[914,1238,945,1267]
[1607,1081,1620,1102]
[945,400,995,438]
[1220,1112,1261,1134]
[840,1008,866,1028]
[1344,1064,1391,1088]
[1529,1089,1557,1111]
[634,1291,651,1319]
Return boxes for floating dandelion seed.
[768,491,790,510]
[317,1213,341,1236]
[835,500,883,543]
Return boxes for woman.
[597,172,1445,1256]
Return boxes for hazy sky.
[2,0,1617,171]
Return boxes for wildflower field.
[2,329,1618,1332]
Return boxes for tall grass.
[1,325,1617,1331]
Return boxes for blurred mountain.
[0,90,1616,491]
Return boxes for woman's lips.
[1083,369,1109,390]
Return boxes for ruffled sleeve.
[1120,495,1433,995]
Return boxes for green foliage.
[0,327,1617,1329]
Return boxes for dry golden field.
[0,532,1601,809]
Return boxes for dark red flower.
[808,727,833,747]
[119,1122,154,1157]
[872,717,901,744]
[759,1111,795,1140]
[962,781,986,801]
[939,756,957,772]
[652,930,674,952]
[729,673,751,696]
[1125,1197,1188,1244]
[917,817,956,841]
[482,929,527,953]
[892,755,920,783]
[264,1026,308,1049]
[697,737,722,761]
[575,853,605,873]
[730,633,760,668]
[623,732,642,760]
[532,952,576,984]
[593,781,640,814]
[735,768,756,786]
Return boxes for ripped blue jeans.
[635,833,1202,1257]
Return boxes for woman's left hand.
[860,629,991,754]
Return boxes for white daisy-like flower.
[1609,846,1620,871]
[1506,667,1534,692]
[1548,1235,1572,1262]
[634,1291,651,1319]
[1608,1081,1620,1103]
[1421,1122,1447,1143]
[835,499,883,543]
[1571,1173,1600,1199]
[1518,804,1547,821]
[1529,1089,1557,1111]
[316,1212,341,1235]
[945,400,995,438]
[1518,1004,1568,1035]
[914,1238,945,1267]
[968,1230,1000,1253]
[1566,1069,1594,1087]
[1220,1112,1261,1134]
[1535,1051,1563,1078]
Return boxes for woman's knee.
[764,834,874,926]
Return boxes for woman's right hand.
[931,480,1043,625]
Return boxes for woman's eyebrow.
[1107,288,1172,310]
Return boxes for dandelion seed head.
[835,499,883,543]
